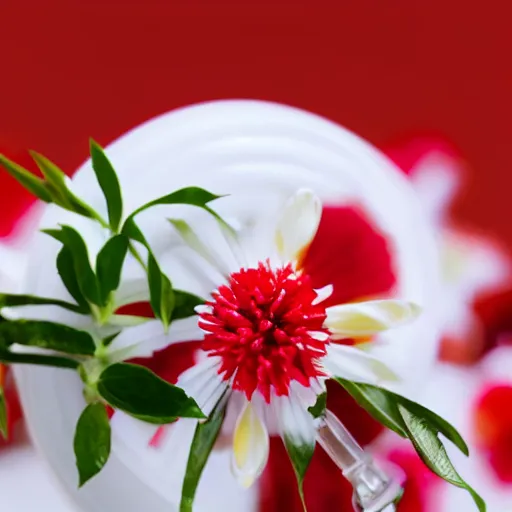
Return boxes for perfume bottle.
[317,410,403,512]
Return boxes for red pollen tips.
[198,262,330,402]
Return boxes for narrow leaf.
[0,320,96,355]
[74,403,111,487]
[172,290,205,321]
[44,226,102,306]
[147,253,175,329]
[180,399,226,512]
[284,435,315,511]
[336,378,468,456]
[30,151,95,218]
[308,392,327,419]
[97,363,205,423]
[0,350,79,369]
[0,293,85,314]
[121,217,149,247]
[334,379,407,437]
[398,405,486,512]
[89,140,123,231]
[397,395,469,456]
[56,247,90,312]
[96,235,129,304]
[124,186,223,224]
[0,154,52,202]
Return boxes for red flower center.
[198,261,330,402]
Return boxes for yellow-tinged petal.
[231,402,269,488]
[325,299,421,338]
[275,189,322,265]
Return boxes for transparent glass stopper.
[317,410,403,512]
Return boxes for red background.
[1,1,511,246]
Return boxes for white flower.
[112,188,420,489]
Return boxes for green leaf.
[307,392,327,419]
[147,253,175,329]
[398,405,486,512]
[89,140,123,232]
[121,217,149,247]
[123,186,223,225]
[0,350,80,369]
[97,363,205,423]
[56,247,91,313]
[172,290,204,321]
[334,379,407,437]
[336,379,468,455]
[30,151,96,219]
[0,320,96,355]
[397,394,469,456]
[0,387,7,440]
[284,435,315,511]
[96,235,129,304]
[0,154,52,202]
[74,403,111,487]
[44,226,102,306]
[180,399,226,512]
[0,293,85,314]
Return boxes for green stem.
[0,351,80,369]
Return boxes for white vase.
[13,100,439,511]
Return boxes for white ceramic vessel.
[14,100,439,511]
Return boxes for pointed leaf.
[147,253,175,329]
[0,320,96,355]
[397,395,469,456]
[0,349,80,369]
[44,226,102,306]
[89,140,123,231]
[180,398,226,512]
[121,217,149,247]
[398,405,485,512]
[334,378,407,437]
[336,378,468,455]
[74,403,111,487]
[122,186,234,236]
[0,154,52,202]
[56,247,91,312]
[172,290,204,321]
[124,186,222,222]
[284,435,315,511]
[30,151,96,219]
[97,363,205,423]
[0,293,85,314]
[308,392,327,419]
[96,235,129,304]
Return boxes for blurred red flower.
[474,383,512,483]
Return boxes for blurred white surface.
[0,442,78,511]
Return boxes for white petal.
[322,343,400,384]
[325,300,421,338]
[274,189,322,264]
[312,284,333,305]
[176,356,227,417]
[274,386,317,446]
[231,401,270,489]
[107,317,203,362]
[169,218,232,277]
